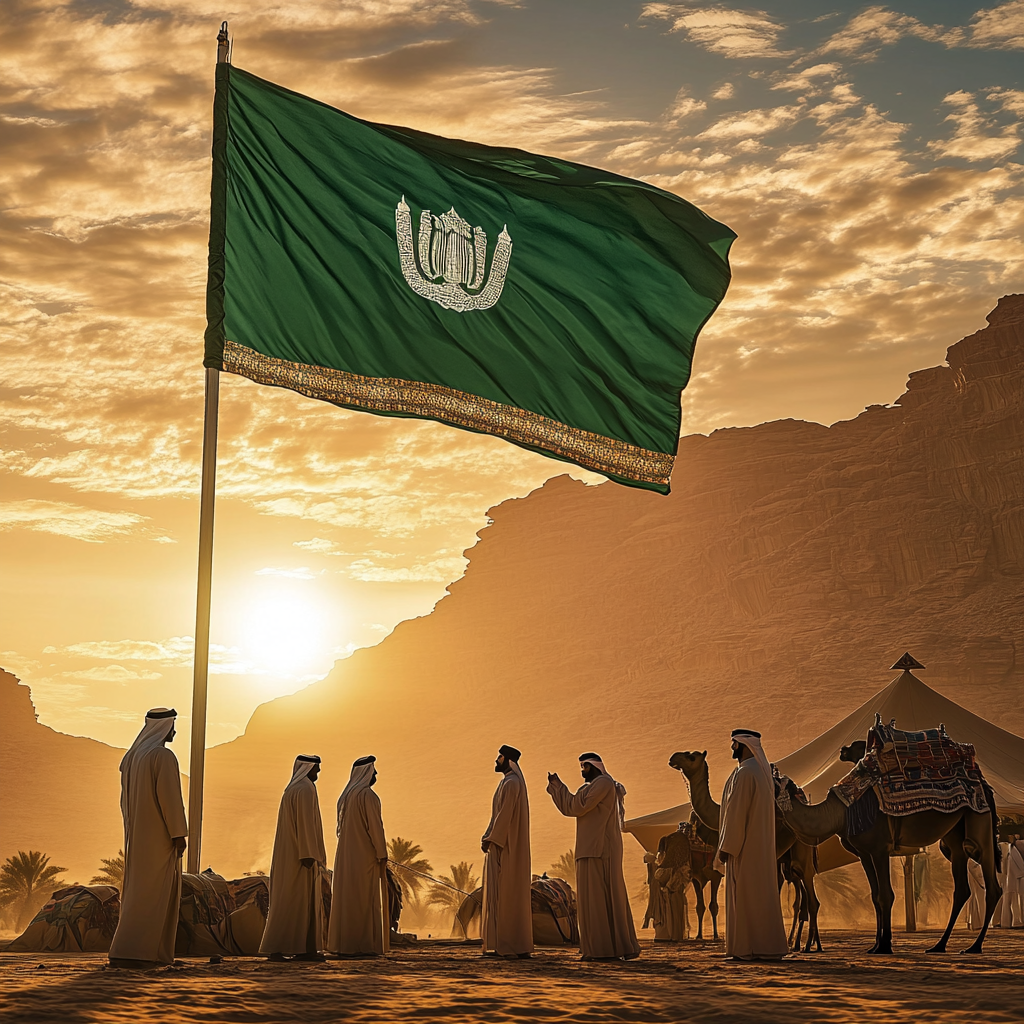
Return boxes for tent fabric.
[776,671,1024,813]
[623,671,1024,855]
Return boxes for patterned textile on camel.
[831,715,989,817]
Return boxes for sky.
[1,0,1022,759]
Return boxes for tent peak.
[891,652,925,671]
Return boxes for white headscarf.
[336,757,376,837]
[119,708,176,773]
[119,708,177,849]
[731,730,772,784]
[288,754,321,788]
[580,755,627,831]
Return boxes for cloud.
[966,1,1024,49]
[699,104,801,140]
[62,665,164,682]
[44,637,197,663]
[816,2,1024,59]
[0,500,146,542]
[347,554,468,583]
[666,87,707,121]
[927,91,1021,162]
[642,4,793,59]
[292,537,343,554]
[771,64,842,95]
[816,6,946,58]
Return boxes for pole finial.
[890,652,924,671]
[217,22,230,64]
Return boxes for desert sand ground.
[1,930,1020,1024]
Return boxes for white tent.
[624,661,1024,860]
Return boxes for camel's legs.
[691,875,706,940]
[791,842,822,953]
[872,852,895,954]
[709,873,720,940]
[786,881,800,947]
[962,813,1001,954]
[929,824,970,953]
[857,853,884,953]
[803,873,822,953]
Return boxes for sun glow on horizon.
[230,578,338,682]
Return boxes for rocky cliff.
[0,670,125,886]
[192,296,1023,878]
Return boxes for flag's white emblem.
[395,197,512,312]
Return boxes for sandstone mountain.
[197,296,1023,878]
[0,669,124,887]
[4,297,1021,888]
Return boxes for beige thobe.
[1001,844,1024,928]
[717,759,788,959]
[260,777,327,954]
[547,774,639,959]
[327,787,389,955]
[109,745,187,964]
[481,768,533,956]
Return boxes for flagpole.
[187,21,229,876]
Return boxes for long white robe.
[547,773,639,959]
[328,786,389,955]
[481,764,533,956]
[1002,843,1024,928]
[260,774,327,954]
[717,758,788,959]
[965,857,985,929]
[109,739,187,963]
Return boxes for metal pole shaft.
[187,366,220,874]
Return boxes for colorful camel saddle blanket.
[832,719,989,817]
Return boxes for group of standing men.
[108,708,786,967]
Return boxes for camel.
[669,750,822,952]
[776,772,1002,954]
[681,813,722,941]
[452,875,578,946]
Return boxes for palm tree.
[426,861,479,913]
[550,850,576,887]
[386,837,433,903]
[0,851,68,931]
[90,850,125,889]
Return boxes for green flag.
[205,64,735,493]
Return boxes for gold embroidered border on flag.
[222,339,674,487]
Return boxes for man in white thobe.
[547,753,639,961]
[327,755,389,956]
[260,754,328,961]
[717,728,788,961]
[481,744,533,958]
[1000,836,1024,928]
[108,707,188,968]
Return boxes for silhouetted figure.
[260,755,327,961]
[108,707,187,968]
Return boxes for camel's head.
[669,750,707,779]
[840,740,867,764]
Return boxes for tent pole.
[187,365,220,874]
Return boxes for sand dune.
[2,931,1022,1024]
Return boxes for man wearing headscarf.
[480,744,533,958]
[717,729,788,961]
[260,755,328,961]
[108,708,188,967]
[546,753,639,960]
[327,755,389,956]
